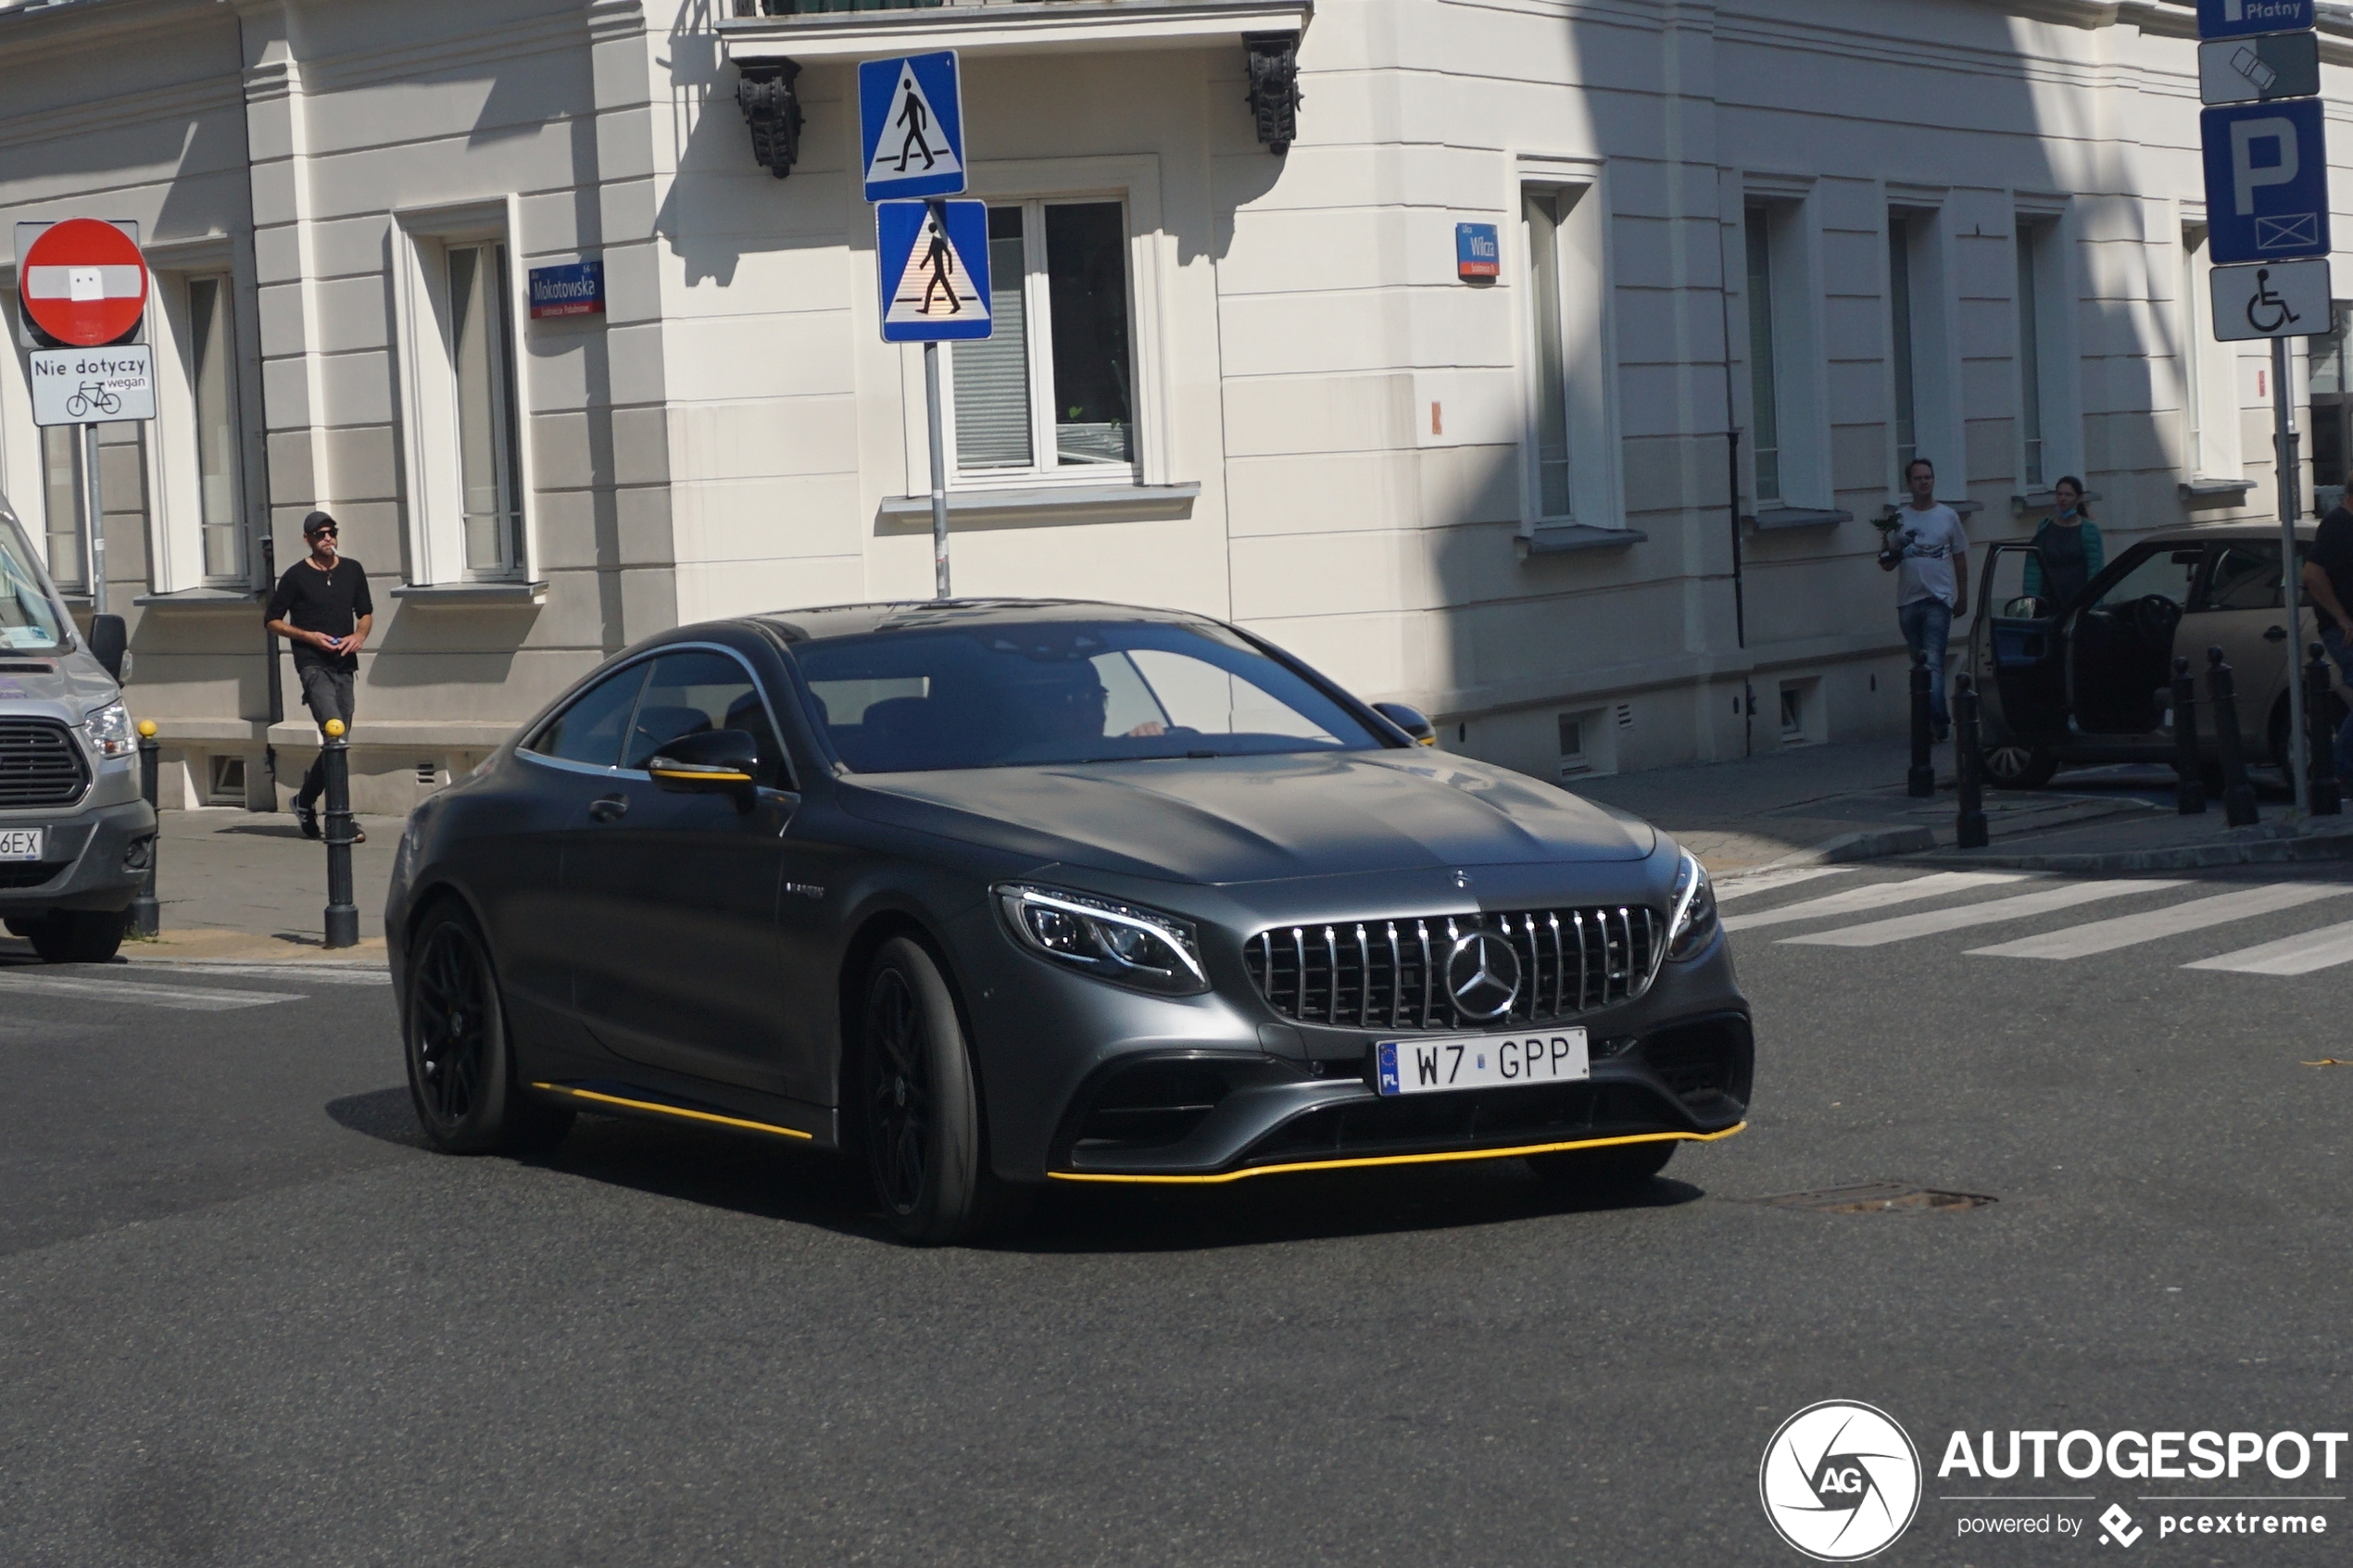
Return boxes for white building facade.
[0,0,2339,809]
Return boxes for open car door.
[2069,543,2197,734]
[1971,541,2067,745]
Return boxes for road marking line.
[2183,916,2353,975]
[1969,883,2353,960]
[1784,879,2187,947]
[135,963,390,986]
[1713,867,1860,903]
[0,972,301,1010]
[1719,872,2030,933]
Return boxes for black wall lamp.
[1244,32,1302,156]
[737,58,805,178]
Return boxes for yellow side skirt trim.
[531,1082,814,1140]
[1046,1123,1745,1185]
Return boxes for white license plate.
[0,829,41,861]
[1377,1029,1590,1097]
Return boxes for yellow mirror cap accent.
[651,766,753,783]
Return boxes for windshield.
[792,619,1387,772]
[0,511,66,653]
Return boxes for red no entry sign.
[19,219,147,347]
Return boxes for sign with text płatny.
[2201,97,2330,264]
[859,53,966,204]
[2196,0,2315,40]
[29,345,154,426]
[528,260,603,320]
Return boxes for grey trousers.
[296,663,356,808]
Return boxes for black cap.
[301,510,336,538]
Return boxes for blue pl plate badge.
[876,200,993,344]
[1378,1043,1401,1095]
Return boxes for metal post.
[2274,335,2310,816]
[925,336,950,600]
[132,719,160,937]
[1953,674,1989,849]
[1907,655,1935,798]
[2171,656,2208,816]
[2208,647,2260,828]
[321,718,358,949]
[81,420,106,615]
[2307,641,2342,817]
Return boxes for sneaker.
[295,802,321,839]
[353,826,367,845]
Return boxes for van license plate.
[1377,1029,1590,1097]
[0,829,43,861]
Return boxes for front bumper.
[0,797,157,914]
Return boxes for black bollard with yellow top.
[132,719,160,937]
[322,717,359,949]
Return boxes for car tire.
[26,909,124,964]
[1526,1138,1677,1193]
[403,900,573,1157]
[1981,739,2057,790]
[861,935,1011,1247]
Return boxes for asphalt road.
[6,867,2352,1567]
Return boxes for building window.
[2182,236,2206,476]
[41,426,80,591]
[1889,215,1919,483]
[950,200,1134,478]
[2016,225,2046,489]
[1525,186,1575,519]
[185,277,244,583]
[1744,206,1782,506]
[447,243,524,577]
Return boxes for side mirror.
[647,728,760,800]
[1372,701,1439,746]
[87,613,127,683]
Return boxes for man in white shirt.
[1880,458,1970,741]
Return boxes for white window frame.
[1736,181,1831,511]
[146,235,258,594]
[2180,219,2243,481]
[1887,196,1962,495]
[2013,199,2081,490]
[391,199,537,585]
[907,155,1170,495]
[1514,156,1623,529]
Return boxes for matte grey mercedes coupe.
[387,600,1752,1243]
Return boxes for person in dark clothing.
[2304,501,2353,782]
[264,510,373,841]
[2021,475,2104,609]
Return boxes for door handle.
[589,794,629,822]
[2266,626,2289,642]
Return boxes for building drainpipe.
[260,532,283,800]
[1719,266,1753,759]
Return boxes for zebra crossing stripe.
[1719,872,2030,934]
[0,971,299,1010]
[1713,867,1859,903]
[1968,883,2353,961]
[2184,918,2353,975]
[1780,879,2186,948]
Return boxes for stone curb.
[1904,822,2353,874]
[1760,825,1937,868]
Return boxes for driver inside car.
[1018,660,1167,746]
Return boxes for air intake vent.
[0,720,88,808]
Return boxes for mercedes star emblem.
[1444,930,1522,1022]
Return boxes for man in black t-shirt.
[264,510,374,840]
[2302,501,2353,781]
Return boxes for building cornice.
[718,0,1311,64]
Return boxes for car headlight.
[1667,850,1718,960]
[994,883,1210,996]
[82,701,134,760]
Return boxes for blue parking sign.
[2202,98,2330,264]
[859,53,966,203]
[2196,0,2314,39]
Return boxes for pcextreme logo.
[1759,1400,1924,1562]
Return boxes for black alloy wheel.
[1526,1139,1677,1193]
[861,935,1008,1246]
[403,901,572,1156]
[1981,739,2057,790]
[25,909,125,964]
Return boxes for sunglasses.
[307,528,338,540]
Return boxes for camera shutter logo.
[1758,1400,1921,1562]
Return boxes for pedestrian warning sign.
[859,53,967,203]
[876,200,993,344]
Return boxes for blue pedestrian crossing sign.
[2196,0,2314,40]
[860,53,966,203]
[876,200,992,344]
[2202,98,2331,264]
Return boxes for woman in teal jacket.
[2022,475,2103,608]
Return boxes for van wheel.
[26,910,124,964]
[1982,740,2057,790]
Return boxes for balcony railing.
[733,0,948,14]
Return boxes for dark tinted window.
[792,619,1384,773]
[525,664,648,768]
[2204,544,2283,610]
[623,649,789,786]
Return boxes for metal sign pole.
[80,420,105,616]
[925,338,950,599]
[2275,334,2310,816]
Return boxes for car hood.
[0,648,116,721]
[836,750,1656,884]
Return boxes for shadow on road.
[327,1088,1705,1251]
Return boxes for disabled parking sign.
[875,200,992,344]
[859,53,966,203]
[2201,98,2330,264]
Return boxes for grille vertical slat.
[1416,920,1433,1029]
[0,720,88,809]
[1385,922,1403,1030]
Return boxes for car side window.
[2092,547,2201,612]
[623,649,791,787]
[2201,544,2283,611]
[523,664,648,768]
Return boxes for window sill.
[878,482,1199,530]
[388,580,548,605]
[1519,523,1647,557]
[2179,476,2259,502]
[1745,507,1852,533]
[132,587,258,609]
[2012,489,2102,515]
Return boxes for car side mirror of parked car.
[648,728,761,803]
[1371,702,1438,746]
[87,613,127,682]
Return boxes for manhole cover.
[1756,1183,1996,1213]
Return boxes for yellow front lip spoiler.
[532,1082,814,1140]
[1046,1123,1744,1185]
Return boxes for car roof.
[745,597,1222,644]
[2135,522,2319,544]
